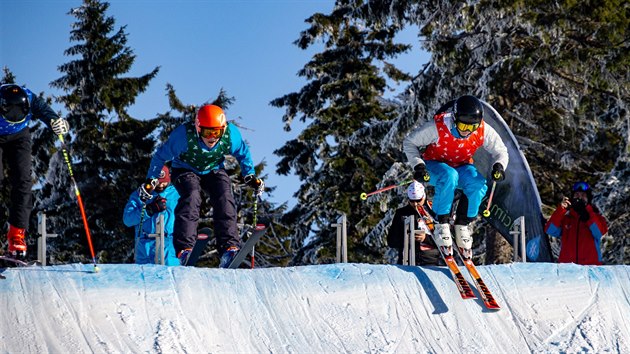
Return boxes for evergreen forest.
[1,0,628,266]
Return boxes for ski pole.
[132,205,147,264]
[251,195,258,269]
[482,180,497,217]
[58,135,99,272]
[137,205,146,239]
[360,179,412,200]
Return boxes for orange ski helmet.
[195,104,227,131]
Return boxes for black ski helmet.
[0,84,30,123]
[453,95,483,124]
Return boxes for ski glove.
[413,163,430,182]
[146,196,167,216]
[51,118,70,136]
[491,163,505,181]
[244,174,264,196]
[138,178,158,202]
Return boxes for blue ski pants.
[424,161,488,218]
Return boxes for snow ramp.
[1,263,629,353]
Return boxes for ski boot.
[454,224,473,260]
[434,223,453,256]
[177,248,192,266]
[219,246,240,268]
[7,224,27,257]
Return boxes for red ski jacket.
[422,113,486,167]
[545,204,608,265]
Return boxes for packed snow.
[1,262,629,353]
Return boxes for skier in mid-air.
[140,104,263,267]
[403,95,509,259]
[0,84,69,257]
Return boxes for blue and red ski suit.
[545,204,608,265]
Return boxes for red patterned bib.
[422,113,485,167]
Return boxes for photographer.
[545,181,608,265]
[387,181,440,266]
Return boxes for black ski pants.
[171,168,240,254]
[396,247,441,266]
[0,129,33,229]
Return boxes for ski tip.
[256,217,271,228]
[197,227,213,239]
[484,299,501,310]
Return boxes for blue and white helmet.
[407,181,425,201]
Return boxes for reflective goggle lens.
[456,121,479,132]
[572,182,590,192]
[199,127,224,139]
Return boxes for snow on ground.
[1,262,629,353]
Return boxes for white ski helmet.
[407,181,425,201]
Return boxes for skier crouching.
[141,104,263,267]
[402,95,509,259]
[0,84,69,257]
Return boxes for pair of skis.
[417,206,500,310]
[440,247,500,310]
[182,224,267,268]
[0,255,39,268]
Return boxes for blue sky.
[1,0,426,208]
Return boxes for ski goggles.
[572,181,590,192]
[455,121,480,133]
[199,126,225,139]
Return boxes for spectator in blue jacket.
[0,84,69,257]
[124,165,180,265]
[140,105,264,267]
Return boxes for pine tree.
[384,0,629,264]
[40,0,159,263]
[272,2,412,265]
[279,0,628,264]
